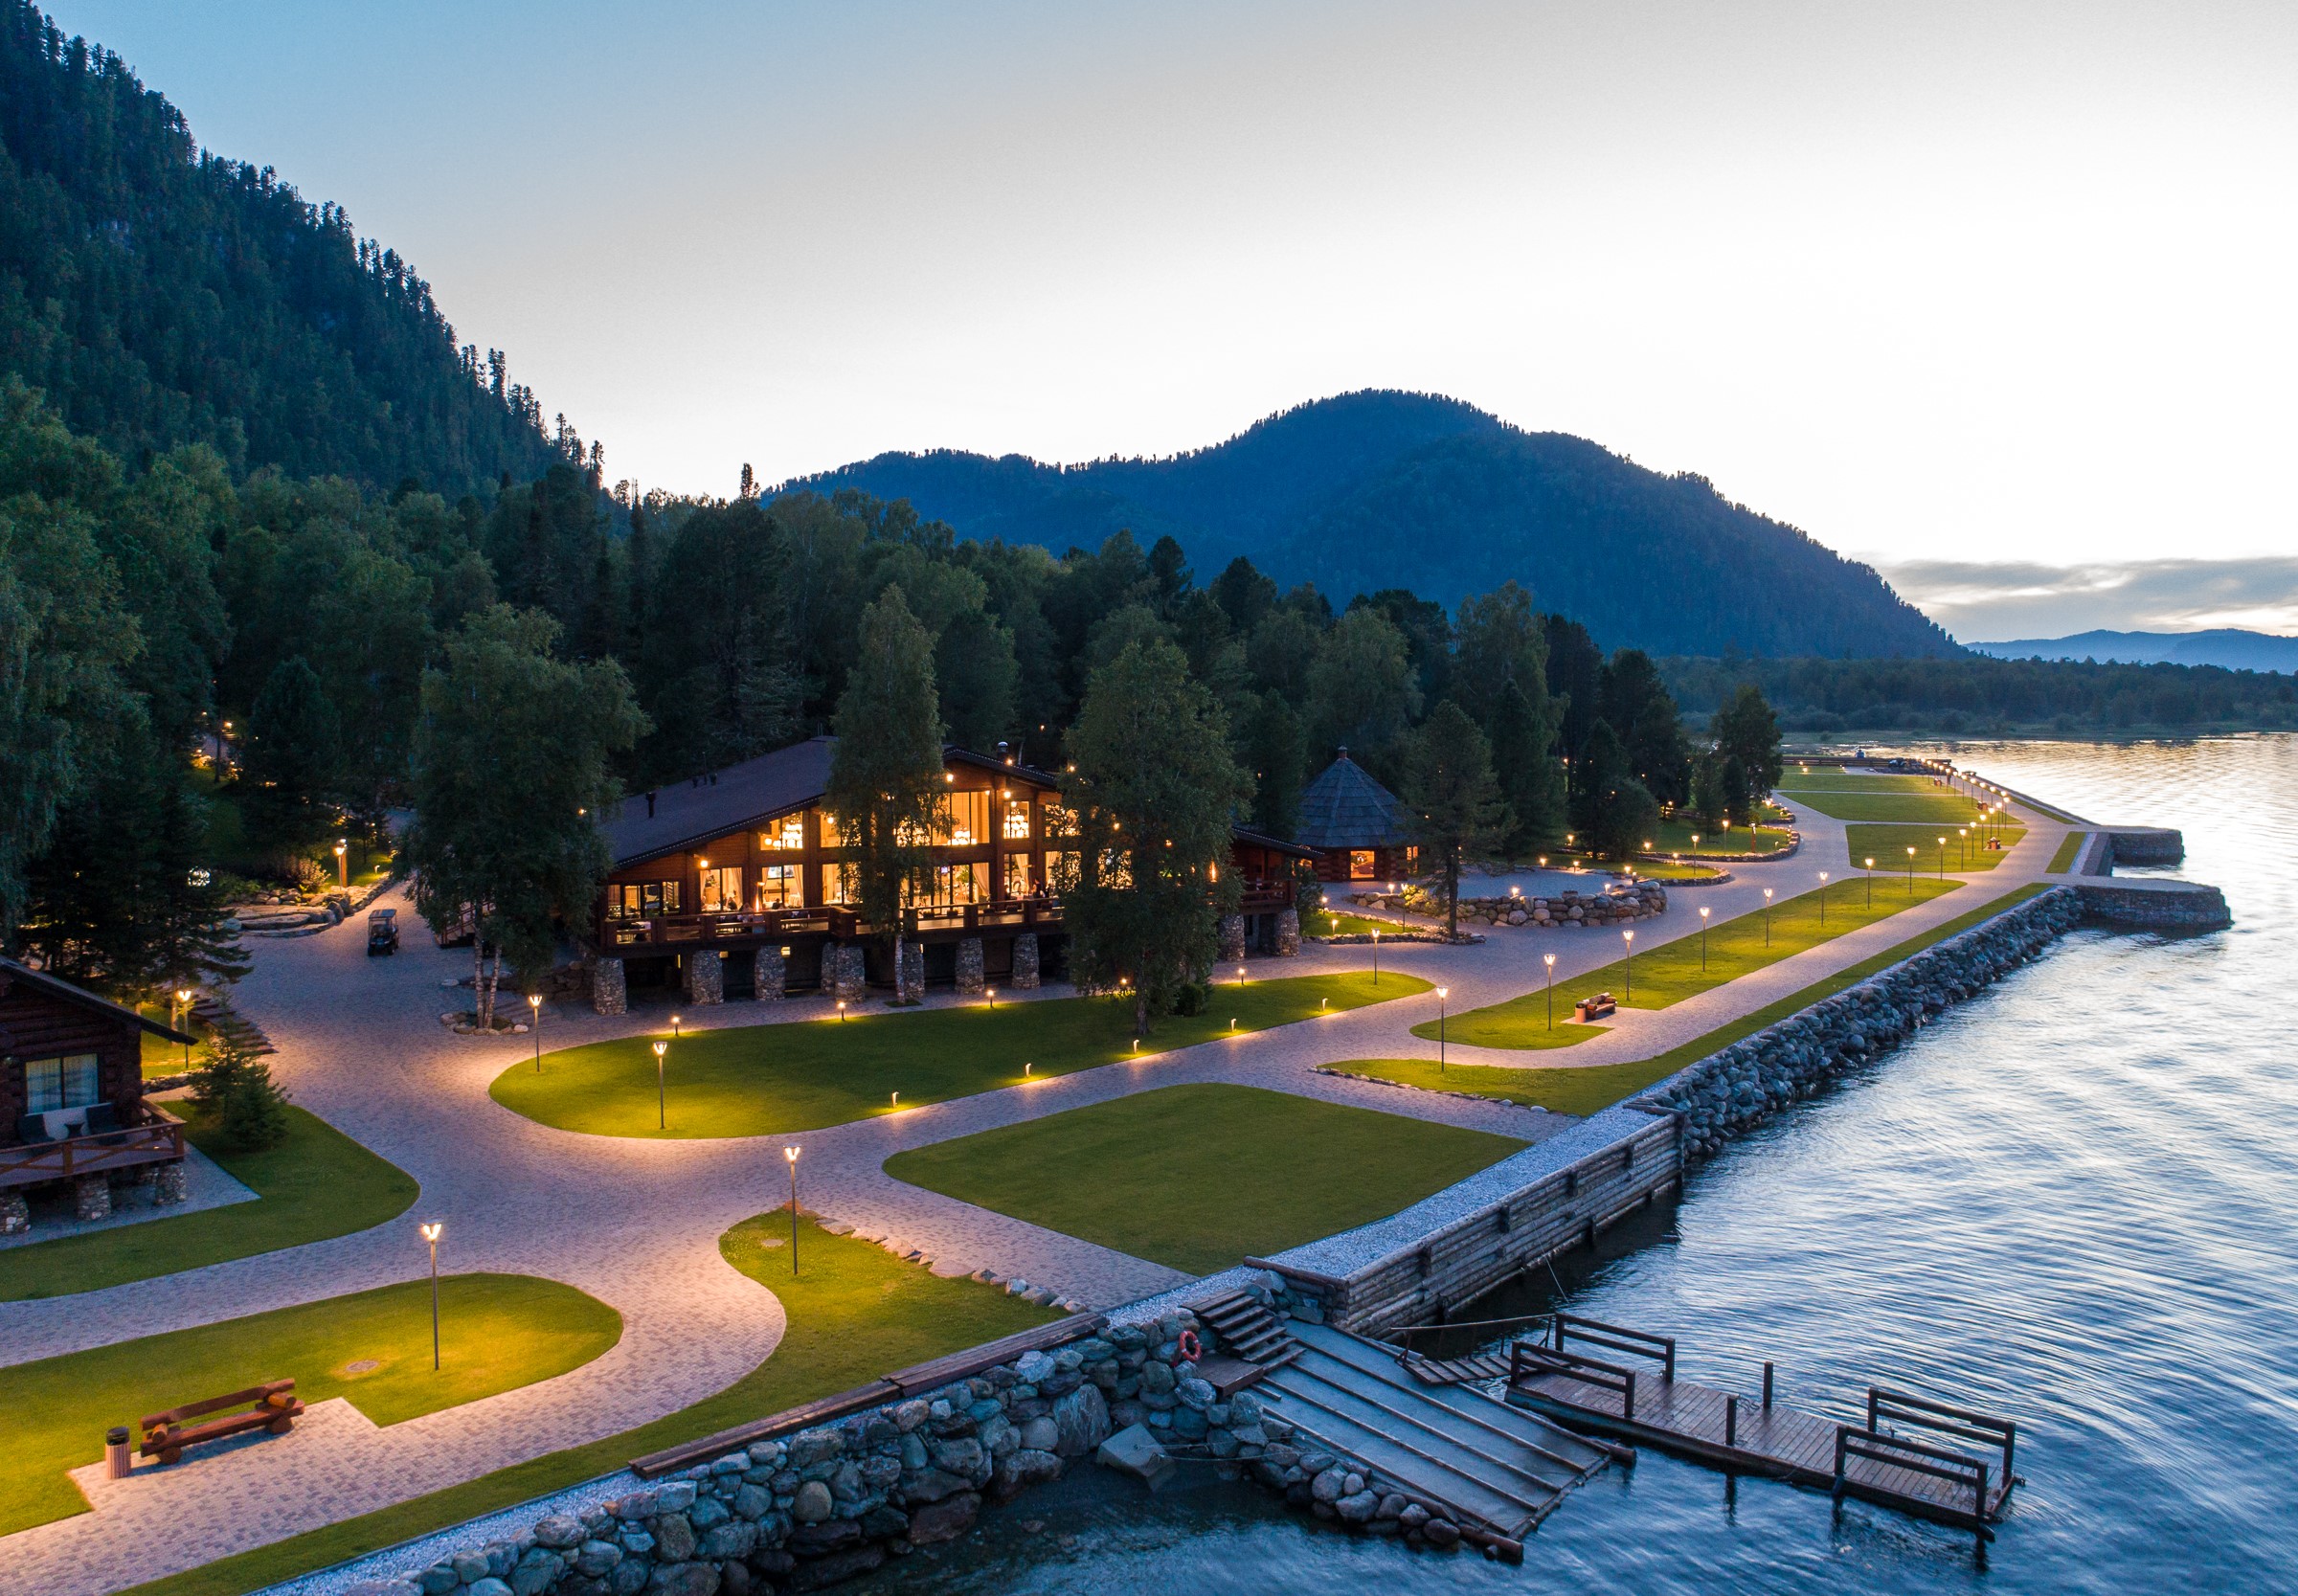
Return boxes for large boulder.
[1050,1383,1112,1457]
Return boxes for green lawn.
[2048,832,2088,873]
[1776,771,1938,793]
[1651,817,1793,855]
[491,972,1429,1139]
[1775,787,1985,825]
[0,1103,419,1303]
[0,1273,620,1537]
[1630,860,1724,882]
[884,1083,1526,1276]
[1844,822,2028,873]
[123,1218,1056,1596]
[1417,876,1963,1048]
[1340,884,2050,1117]
[1308,910,1396,936]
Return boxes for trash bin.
[106,1426,132,1479]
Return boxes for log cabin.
[0,957,195,1234]
[1296,750,1422,884]
[586,737,1315,1013]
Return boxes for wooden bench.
[140,1380,304,1464]
[1574,992,1618,1023]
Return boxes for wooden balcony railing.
[0,1103,186,1189]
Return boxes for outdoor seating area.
[140,1379,304,1466]
[1575,993,1619,1023]
[0,1103,187,1192]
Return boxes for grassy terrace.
[2048,831,2089,873]
[1650,817,1792,855]
[1844,822,2028,873]
[0,1273,620,1537]
[1308,910,1396,936]
[1414,877,1963,1048]
[492,972,1428,1138]
[1338,884,2051,1117]
[125,1219,1055,1596]
[1776,771,1939,793]
[0,1102,418,1303]
[1776,785,1987,825]
[1629,859,1724,882]
[884,1084,1526,1275]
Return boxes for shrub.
[1173,981,1210,1017]
[191,1016,292,1151]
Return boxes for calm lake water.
[851,736,2298,1596]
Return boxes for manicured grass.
[0,1273,620,1537]
[1651,817,1793,855]
[1309,910,1396,936]
[1630,860,1724,882]
[0,1103,419,1302]
[491,972,1429,1139]
[1844,822,2027,873]
[1416,876,1963,1048]
[1340,884,2051,1118]
[885,1084,1527,1276]
[121,1219,1057,1596]
[2048,831,2088,873]
[1776,771,1939,793]
[1775,787,1984,824]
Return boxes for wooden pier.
[1502,1315,2017,1550]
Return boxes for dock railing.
[1833,1427,1993,1548]
[1864,1385,2016,1491]
[1510,1341,1640,1421]
[1553,1314,1677,1383]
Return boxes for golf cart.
[367,908,399,955]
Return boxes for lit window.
[700,866,744,913]
[25,1054,100,1114]
[1350,850,1377,880]
[757,816,804,851]
[1044,804,1079,839]
[1003,854,1032,898]
[818,809,846,848]
[753,864,801,910]
[822,863,858,905]
[1003,801,1032,841]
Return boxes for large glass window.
[753,864,801,910]
[1003,854,1033,899]
[610,881,681,919]
[1044,803,1079,839]
[757,816,804,852]
[700,865,744,913]
[818,808,847,848]
[1349,849,1377,880]
[822,863,858,906]
[907,861,990,908]
[1002,800,1033,842]
[25,1054,100,1114]
[1045,851,1081,892]
[935,791,992,846]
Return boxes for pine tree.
[192,1010,290,1151]
[241,655,343,858]
[1402,701,1508,939]
[825,588,946,1004]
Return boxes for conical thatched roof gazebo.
[1296,749,1420,883]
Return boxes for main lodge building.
[586,737,1314,1013]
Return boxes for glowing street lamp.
[783,1147,801,1274]
[333,837,348,889]
[986,986,998,1010]
[1864,857,1876,907]
[1621,929,1635,1000]
[1762,888,1775,946]
[174,986,195,1070]
[420,1222,444,1369]
[670,1013,682,1041]
[1937,836,1948,879]
[1237,964,1247,987]
[1817,871,1831,926]
[1436,986,1450,1072]
[1370,928,1380,986]
[1905,844,1917,894]
[1699,905,1711,969]
[1543,953,1557,1028]
[837,1000,847,1023]
[652,1039,668,1129]
[528,993,543,1071]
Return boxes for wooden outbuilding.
[1296,750,1421,884]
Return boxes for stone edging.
[1312,1065,1557,1114]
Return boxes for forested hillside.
[0,3,556,491]
[794,391,1956,660]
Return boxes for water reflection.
[850,737,2298,1595]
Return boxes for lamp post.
[670,1013,682,1041]
[986,986,997,1010]
[334,838,348,889]
[652,1039,667,1129]
[1237,964,1247,988]
[1370,929,1380,986]
[1699,905,1711,970]
[1762,888,1774,947]
[1543,953,1557,1028]
[1817,871,1830,926]
[420,1222,443,1370]
[1864,857,1876,906]
[1621,929,1634,1001]
[783,1147,800,1274]
[1937,836,1948,878]
[1905,845,1916,894]
[1958,827,1969,868]
[528,993,542,1071]
[175,987,194,1070]
[1436,987,1449,1072]
[837,999,846,1023]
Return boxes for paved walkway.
[0,770,2069,1596]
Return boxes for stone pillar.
[894,940,925,1004]
[590,955,627,1017]
[74,1173,111,1223]
[1275,907,1301,956]
[683,950,725,1005]
[831,943,868,1004]
[1218,912,1247,962]
[154,1159,190,1205]
[956,936,986,995]
[1012,933,1041,989]
[0,1189,26,1236]
[753,945,787,1001]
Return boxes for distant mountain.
[790,391,1956,660]
[0,4,557,492]
[1968,628,2298,674]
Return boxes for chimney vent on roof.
[645,791,657,818]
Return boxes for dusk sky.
[56,0,2298,637]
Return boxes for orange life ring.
[1177,1328,1202,1361]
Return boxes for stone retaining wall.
[1352,881,1667,930]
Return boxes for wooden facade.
[591,739,1308,999]
[0,957,192,1193]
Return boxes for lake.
[848,734,2298,1596]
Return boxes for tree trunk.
[472,935,485,1026]
[1134,987,1148,1037]
[1446,848,1460,940]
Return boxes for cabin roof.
[0,957,195,1045]
[1295,751,1413,849]
[1230,825,1319,862]
[601,737,1062,870]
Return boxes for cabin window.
[25,1054,100,1114]
[1405,845,1421,872]
[700,866,744,913]
[1003,854,1033,898]
[822,863,858,906]
[1002,800,1032,841]
[757,816,804,851]
[1044,803,1079,839]
[935,791,992,847]
[818,809,847,848]
[1044,851,1081,892]
[611,882,680,919]
[907,862,990,908]
[753,864,801,910]
[1096,849,1134,890]
[1349,849,1377,880]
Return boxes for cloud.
[1869,556,2298,642]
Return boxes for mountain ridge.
[789,390,1956,661]
[1968,627,2298,674]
